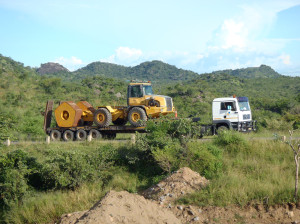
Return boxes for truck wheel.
[76,129,87,141]
[63,130,74,141]
[112,118,127,126]
[217,125,228,134]
[50,130,61,141]
[93,108,112,127]
[128,107,147,127]
[89,129,101,140]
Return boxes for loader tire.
[50,130,61,141]
[63,130,74,141]
[128,107,147,127]
[112,118,127,126]
[93,108,112,127]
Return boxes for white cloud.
[55,56,85,71]
[278,54,291,65]
[221,19,248,50]
[100,47,143,65]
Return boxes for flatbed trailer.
[43,101,146,141]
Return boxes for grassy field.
[0,130,298,224]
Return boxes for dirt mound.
[141,167,209,205]
[60,190,181,224]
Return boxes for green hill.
[72,60,199,82]
[1,53,299,141]
[211,64,282,78]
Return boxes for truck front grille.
[243,114,250,120]
[165,97,173,111]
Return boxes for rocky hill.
[36,62,69,75]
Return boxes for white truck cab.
[212,96,256,132]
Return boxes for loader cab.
[127,82,154,106]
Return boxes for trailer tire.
[93,108,112,127]
[89,129,101,140]
[112,118,127,126]
[63,130,74,141]
[50,130,61,141]
[76,129,87,141]
[128,107,147,127]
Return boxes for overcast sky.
[0,0,300,76]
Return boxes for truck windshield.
[238,102,250,111]
[143,85,153,95]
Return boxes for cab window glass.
[130,85,143,97]
[221,102,235,111]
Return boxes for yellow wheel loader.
[44,81,176,141]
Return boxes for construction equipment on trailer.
[43,81,176,141]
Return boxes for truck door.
[219,101,238,122]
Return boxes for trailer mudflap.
[43,100,54,134]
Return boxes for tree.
[286,130,300,200]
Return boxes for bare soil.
[60,167,300,224]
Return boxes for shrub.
[213,130,249,154]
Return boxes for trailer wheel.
[128,107,147,127]
[63,130,74,141]
[50,130,61,141]
[112,118,127,126]
[76,129,87,141]
[93,108,112,127]
[89,129,101,140]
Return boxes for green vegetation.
[179,131,295,206]
[0,121,298,223]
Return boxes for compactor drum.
[54,101,83,127]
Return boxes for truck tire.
[76,129,87,141]
[93,108,112,127]
[217,125,228,134]
[50,130,61,141]
[89,129,101,140]
[112,118,127,126]
[63,130,74,141]
[128,107,147,127]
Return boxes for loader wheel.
[93,108,112,127]
[128,107,147,127]
[76,129,87,141]
[89,129,101,140]
[112,118,127,126]
[50,130,61,141]
[63,130,74,141]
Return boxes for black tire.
[89,129,101,140]
[93,108,112,127]
[217,125,229,134]
[128,107,147,127]
[62,130,74,141]
[76,129,87,141]
[50,130,61,141]
[112,118,127,126]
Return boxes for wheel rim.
[131,112,140,122]
[66,133,71,139]
[97,113,105,122]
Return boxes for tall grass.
[179,132,295,206]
